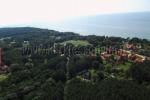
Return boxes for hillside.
[0,27,80,45]
[0,27,150,100]
[0,27,79,38]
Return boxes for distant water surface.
[46,12,150,40]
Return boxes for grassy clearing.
[118,62,132,71]
[61,40,91,47]
[95,47,105,54]
[0,74,8,82]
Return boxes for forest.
[0,27,150,100]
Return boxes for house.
[101,48,146,63]
[101,52,112,60]
[134,54,145,63]
[22,41,30,47]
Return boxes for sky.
[0,0,150,26]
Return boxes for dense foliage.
[65,78,150,100]
[0,27,150,100]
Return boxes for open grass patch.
[0,74,8,82]
[61,40,91,47]
[118,62,132,71]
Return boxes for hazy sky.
[0,0,150,26]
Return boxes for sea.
[46,12,150,40]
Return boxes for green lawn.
[118,62,132,71]
[0,74,8,82]
[95,47,105,54]
[104,61,132,72]
[89,69,99,77]
[61,40,91,47]
[103,61,132,79]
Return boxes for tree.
[41,78,64,100]
[10,64,22,73]
[52,70,66,82]
[97,71,104,81]
[92,60,99,69]
[99,63,104,71]
[128,60,150,83]
[64,79,150,100]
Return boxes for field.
[118,62,132,71]
[61,40,91,46]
